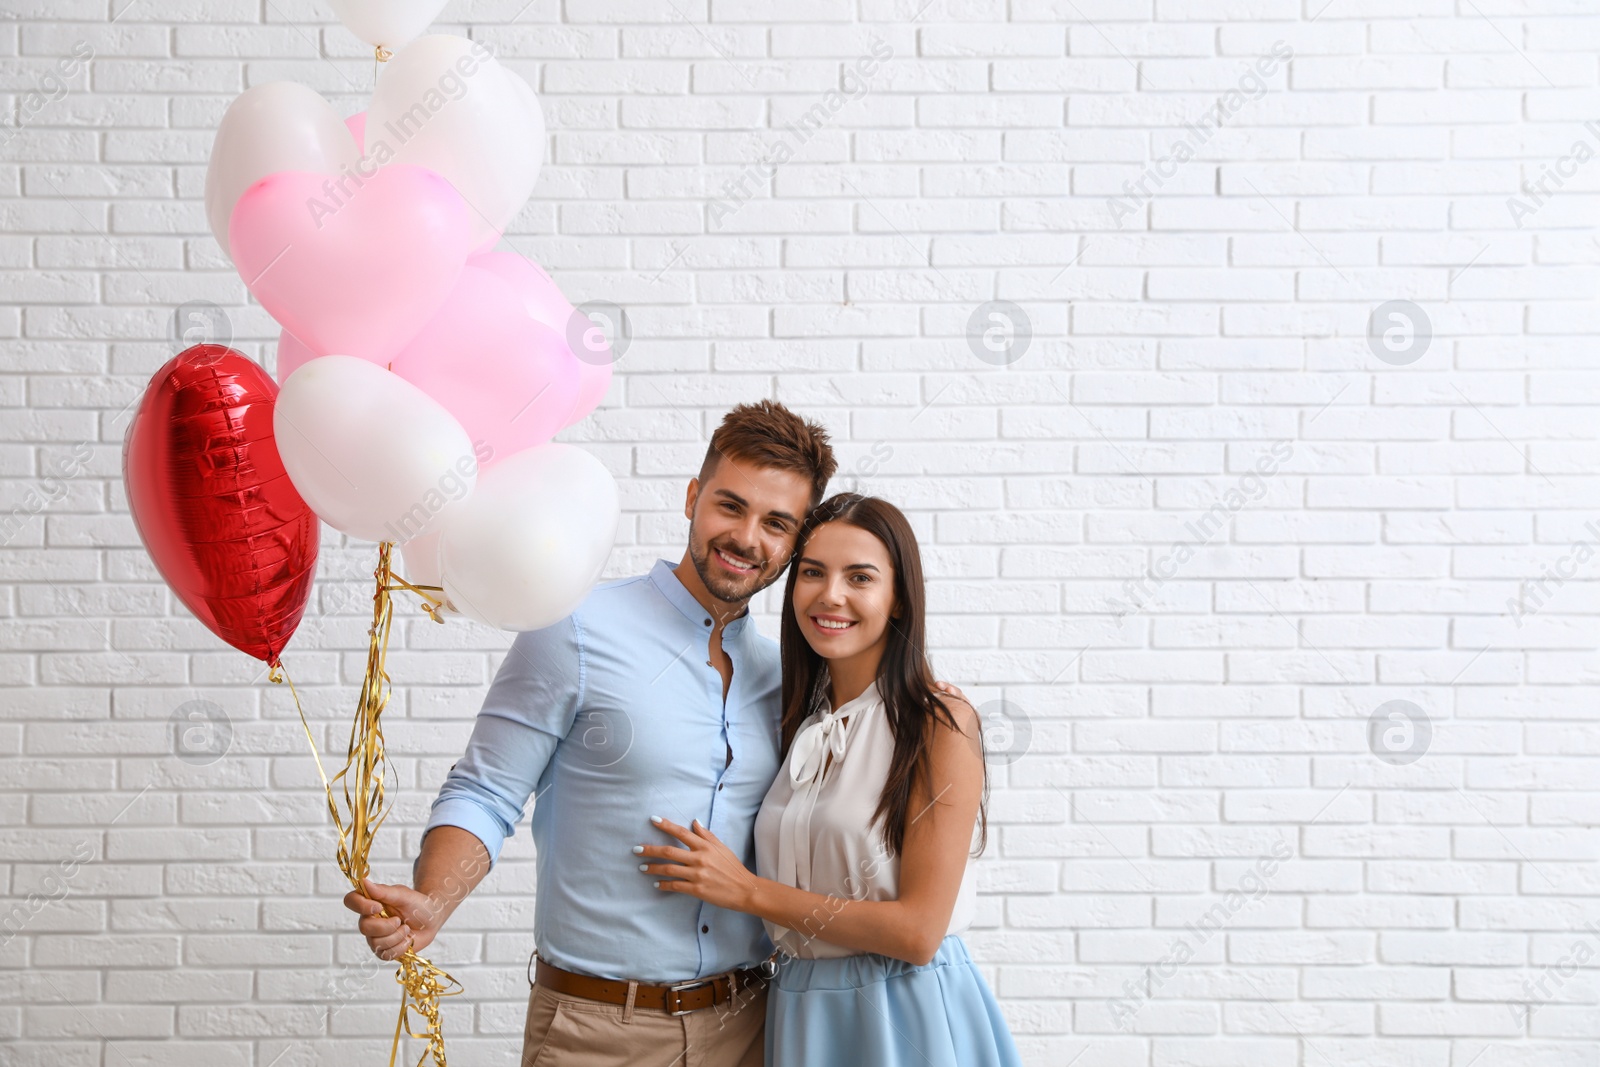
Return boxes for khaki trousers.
[521,974,768,1067]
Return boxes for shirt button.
[703,619,711,626]
[718,783,724,791]
[702,925,710,933]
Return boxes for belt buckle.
[664,976,714,1016]
[754,957,778,981]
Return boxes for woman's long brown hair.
[777,493,989,860]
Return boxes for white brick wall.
[3,1,1599,1064]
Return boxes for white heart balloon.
[330,0,448,51]
[367,35,544,246]
[440,444,619,632]
[204,82,360,259]
[275,356,479,544]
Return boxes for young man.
[345,401,835,1066]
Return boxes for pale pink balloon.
[469,251,612,428]
[558,305,616,428]
[275,328,317,384]
[345,111,366,151]
[389,265,582,467]
[228,164,475,365]
[471,228,502,255]
[470,252,572,330]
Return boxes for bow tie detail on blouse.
[788,704,857,787]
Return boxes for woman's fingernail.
[653,881,661,888]
[651,815,662,824]
[638,863,649,871]
[632,845,644,854]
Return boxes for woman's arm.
[639,697,985,966]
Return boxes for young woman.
[634,493,1024,1067]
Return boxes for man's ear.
[684,478,700,522]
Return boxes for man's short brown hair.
[698,400,837,508]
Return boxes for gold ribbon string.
[386,574,449,624]
[270,542,462,1067]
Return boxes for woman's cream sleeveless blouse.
[753,678,979,959]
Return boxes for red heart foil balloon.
[123,344,319,666]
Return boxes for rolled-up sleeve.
[423,614,585,867]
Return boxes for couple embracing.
[346,402,1024,1067]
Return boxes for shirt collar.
[648,558,753,637]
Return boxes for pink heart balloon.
[389,265,582,467]
[229,164,475,365]
[469,251,612,428]
[470,252,573,331]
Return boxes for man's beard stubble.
[689,534,784,605]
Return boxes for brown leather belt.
[531,952,778,1016]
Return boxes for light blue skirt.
[764,934,1024,1067]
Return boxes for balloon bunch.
[124,7,623,1065]
[207,26,620,630]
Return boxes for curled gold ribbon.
[271,542,462,1067]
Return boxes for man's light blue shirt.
[424,558,783,983]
